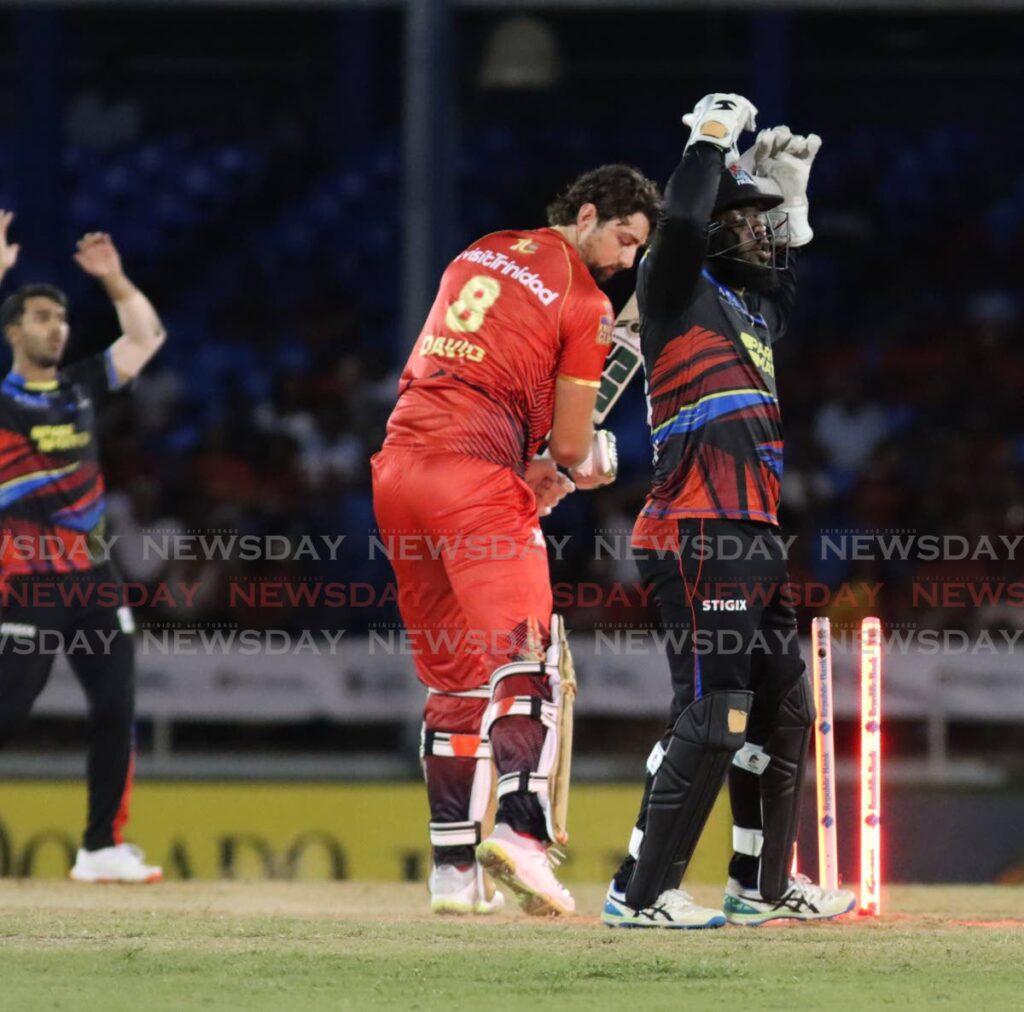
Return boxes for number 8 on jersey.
[445,276,501,333]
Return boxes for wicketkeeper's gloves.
[682,93,758,162]
[740,126,823,247]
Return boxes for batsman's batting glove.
[570,430,618,490]
[526,453,576,516]
[682,93,758,162]
[743,126,822,247]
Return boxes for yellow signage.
[0,782,731,883]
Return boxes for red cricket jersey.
[384,228,614,472]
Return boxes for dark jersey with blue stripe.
[0,352,121,579]
[634,143,796,542]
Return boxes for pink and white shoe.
[475,824,575,916]
[429,863,505,915]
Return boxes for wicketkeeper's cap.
[713,163,784,216]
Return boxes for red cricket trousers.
[371,445,552,698]
[372,446,557,853]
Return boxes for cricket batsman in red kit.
[373,165,659,915]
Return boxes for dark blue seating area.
[65,137,268,258]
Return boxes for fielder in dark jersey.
[0,354,118,576]
[0,216,166,883]
[601,95,854,929]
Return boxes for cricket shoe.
[723,874,855,926]
[429,863,506,915]
[602,884,727,929]
[70,843,163,884]
[475,824,575,917]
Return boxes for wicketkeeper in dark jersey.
[601,95,856,927]
[0,213,166,883]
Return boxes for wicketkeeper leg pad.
[757,674,814,901]
[625,690,753,911]
[485,614,576,845]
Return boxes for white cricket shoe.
[601,883,727,928]
[475,824,575,917]
[723,874,855,925]
[429,863,506,915]
[69,843,163,884]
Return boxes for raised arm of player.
[640,147,722,319]
[0,210,21,287]
[73,232,166,384]
[642,94,758,320]
[747,128,822,342]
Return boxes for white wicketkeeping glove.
[682,93,758,163]
[738,135,782,200]
[741,126,822,247]
[570,430,618,490]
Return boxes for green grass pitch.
[0,882,1019,1011]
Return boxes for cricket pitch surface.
[0,882,1019,1010]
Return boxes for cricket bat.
[547,303,640,846]
[548,614,577,846]
[593,292,641,423]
